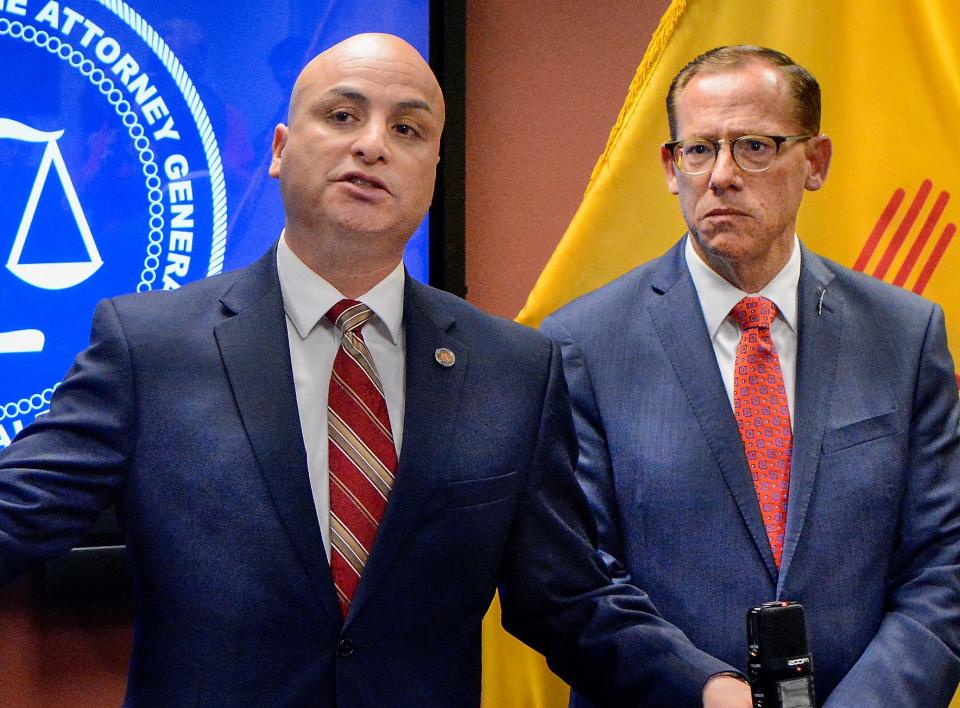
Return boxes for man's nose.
[709,143,741,192]
[352,122,390,164]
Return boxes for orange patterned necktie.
[327,299,397,615]
[730,296,792,569]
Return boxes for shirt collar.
[276,233,405,344]
[684,233,800,339]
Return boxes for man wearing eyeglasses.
[543,46,960,706]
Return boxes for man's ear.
[660,144,680,195]
[804,134,832,191]
[269,124,288,178]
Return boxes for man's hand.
[702,674,752,708]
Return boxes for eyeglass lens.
[677,136,779,173]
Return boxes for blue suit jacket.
[543,238,960,706]
[0,246,733,707]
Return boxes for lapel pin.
[434,347,456,367]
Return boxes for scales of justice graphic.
[0,117,102,355]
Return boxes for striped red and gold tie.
[327,299,397,616]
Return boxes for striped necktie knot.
[731,296,778,332]
[327,299,375,335]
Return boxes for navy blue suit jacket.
[0,246,733,706]
[543,238,960,706]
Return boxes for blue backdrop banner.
[0,0,430,445]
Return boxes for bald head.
[288,33,445,130]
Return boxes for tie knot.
[731,296,778,331]
[326,299,374,334]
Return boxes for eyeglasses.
[664,134,813,175]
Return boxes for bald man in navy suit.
[0,34,750,707]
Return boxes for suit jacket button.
[338,639,355,657]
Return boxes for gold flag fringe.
[584,0,688,195]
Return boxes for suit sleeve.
[0,299,134,583]
[497,335,735,706]
[540,315,632,585]
[825,304,960,707]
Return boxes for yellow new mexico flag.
[518,0,960,332]
[481,0,960,706]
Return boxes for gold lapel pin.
[434,347,456,367]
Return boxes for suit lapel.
[214,248,342,626]
[345,278,468,623]
[646,241,779,580]
[777,246,839,588]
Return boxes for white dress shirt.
[276,234,406,559]
[684,234,800,424]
